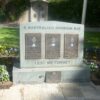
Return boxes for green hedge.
[49,0,100,27]
[48,0,83,23]
[86,0,100,27]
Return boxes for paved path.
[85,27,100,32]
[0,23,19,28]
[0,83,100,100]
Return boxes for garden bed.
[0,81,13,89]
[91,72,100,85]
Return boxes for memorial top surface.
[20,21,84,68]
[21,21,83,33]
[30,0,48,2]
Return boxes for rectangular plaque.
[25,33,41,59]
[46,71,61,83]
[45,34,60,59]
[64,34,79,58]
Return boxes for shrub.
[0,65,9,82]
[88,62,98,72]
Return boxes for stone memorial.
[30,0,48,22]
[13,21,90,84]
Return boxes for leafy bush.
[88,62,98,72]
[0,65,9,82]
[84,60,100,78]
[89,63,100,78]
[0,28,19,81]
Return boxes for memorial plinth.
[13,21,90,84]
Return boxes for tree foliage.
[86,0,100,27]
[0,0,100,26]
[0,0,30,22]
[48,0,83,23]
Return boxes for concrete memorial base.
[13,64,90,84]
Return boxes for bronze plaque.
[25,33,41,59]
[64,34,79,58]
[45,34,60,59]
[46,71,61,83]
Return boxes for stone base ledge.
[13,64,90,84]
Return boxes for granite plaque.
[20,21,84,68]
[25,33,41,59]
[64,34,79,58]
[45,34,60,59]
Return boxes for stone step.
[13,64,90,84]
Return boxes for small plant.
[88,62,98,72]
[0,65,9,82]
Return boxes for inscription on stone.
[25,33,41,59]
[45,34,60,59]
[64,34,79,58]
[20,22,84,67]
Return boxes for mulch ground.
[0,81,13,89]
[91,73,100,85]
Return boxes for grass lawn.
[0,27,19,48]
[0,27,100,49]
[84,32,100,48]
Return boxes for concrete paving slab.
[0,83,100,100]
[79,83,100,100]
[59,83,85,100]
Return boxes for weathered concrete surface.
[0,83,100,100]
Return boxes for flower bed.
[0,65,13,89]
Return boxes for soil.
[0,81,13,89]
[91,72,100,85]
